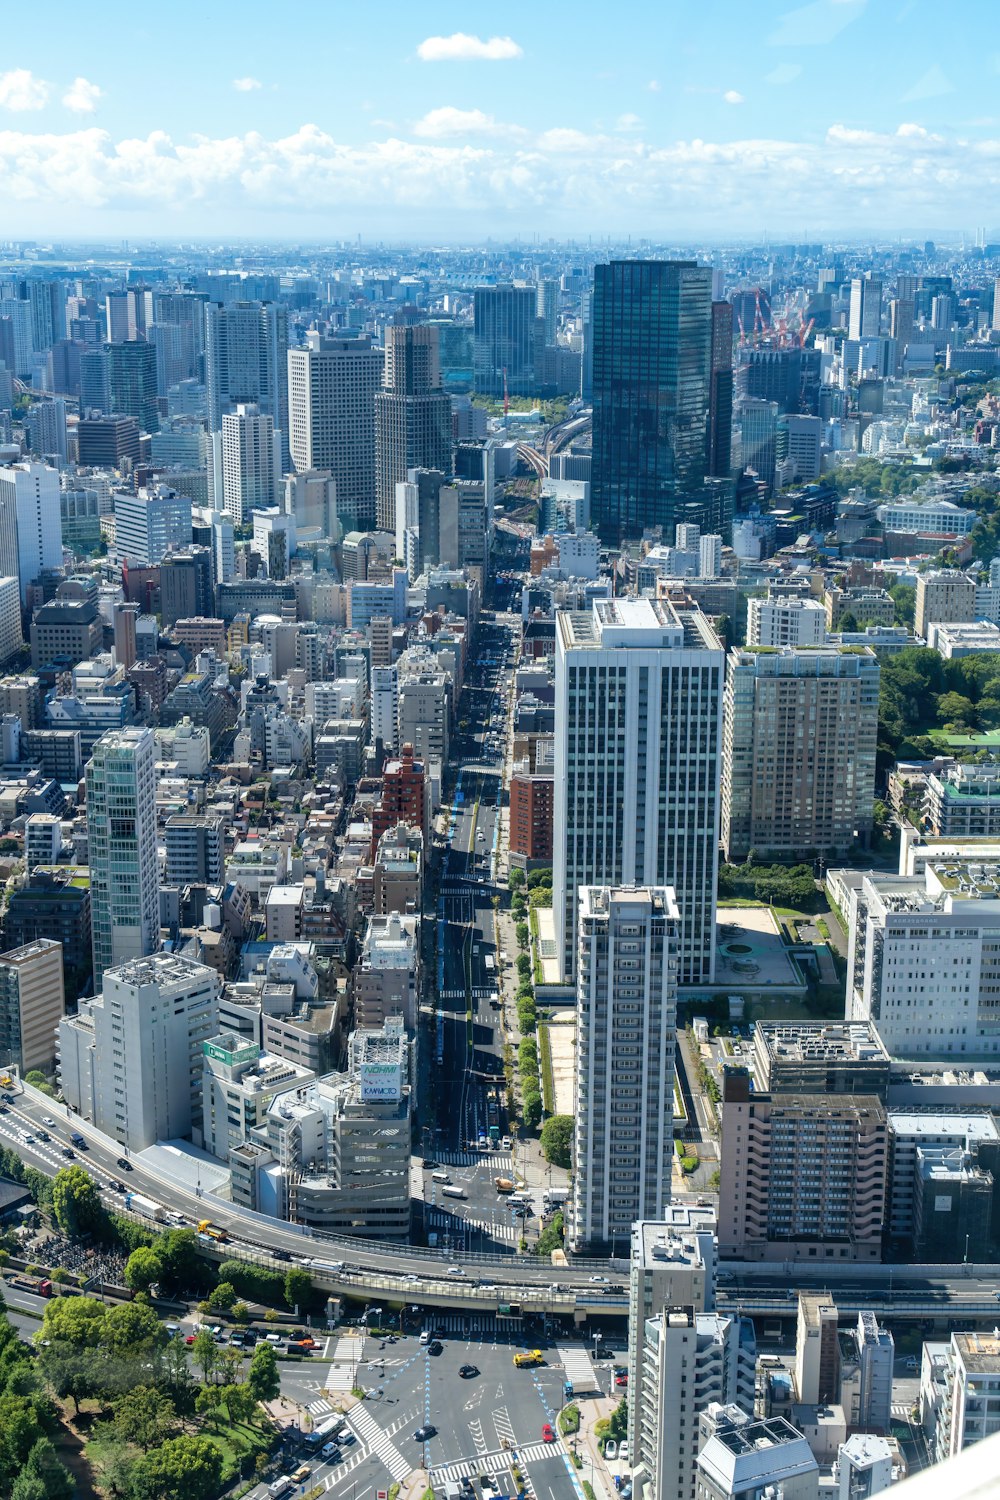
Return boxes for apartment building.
[164,813,225,886]
[0,939,65,1074]
[914,570,976,640]
[936,1332,1000,1462]
[718,1069,889,1262]
[924,764,1000,838]
[746,595,826,647]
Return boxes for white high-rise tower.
[86,728,160,988]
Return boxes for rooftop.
[757,1021,889,1066]
[954,1332,1000,1375]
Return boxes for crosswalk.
[421,1312,515,1335]
[430,1148,514,1169]
[323,1333,363,1393]
[307,1397,333,1418]
[346,1402,411,1482]
[432,1443,556,1483]
[426,1209,518,1243]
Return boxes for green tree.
[540,1114,574,1169]
[51,1165,104,1238]
[284,1267,312,1311]
[110,1386,178,1451]
[124,1245,163,1293]
[132,1433,223,1500]
[195,1383,223,1429]
[521,1087,542,1130]
[157,1228,202,1293]
[19,1439,73,1500]
[207,1281,236,1313]
[190,1328,217,1386]
[889,582,916,627]
[535,1211,564,1257]
[507,868,525,892]
[246,1342,280,1403]
[515,922,530,949]
[222,1381,258,1426]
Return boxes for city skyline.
[1,0,1000,238]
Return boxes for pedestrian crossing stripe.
[307,1397,333,1416]
[429,1149,513,1168]
[346,1404,411,1482]
[431,1442,557,1480]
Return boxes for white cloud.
[0,69,49,112]
[647,80,662,92]
[232,77,262,92]
[62,77,102,113]
[0,119,997,237]
[724,90,745,105]
[412,106,498,138]
[416,33,522,62]
[616,113,643,132]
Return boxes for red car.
[615,1373,628,1387]
[542,1424,555,1443]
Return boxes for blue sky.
[2,0,1000,240]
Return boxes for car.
[185,1334,196,1345]
[422,1158,438,1169]
[459,1364,479,1379]
[447,1266,464,1276]
[427,1340,443,1355]
[111,1180,126,1193]
[42,1116,55,1126]
[0,1105,7,1114]
[589,1274,609,1284]
[413,1426,437,1442]
[404,1273,419,1283]
[605,1442,618,1461]
[542,1424,555,1444]
[615,1373,628,1387]
[905,1355,919,1369]
[272,1248,291,1261]
[61,1146,74,1158]
[36,1131,50,1142]
[116,1158,132,1172]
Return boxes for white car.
[42,1116,55,1126]
[447,1266,464,1277]
[605,1442,618,1461]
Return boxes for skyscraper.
[0,460,62,603]
[113,483,192,567]
[849,274,883,340]
[375,324,451,531]
[86,728,160,988]
[221,403,280,524]
[473,285,538,398]
[554,597,723,986]
[708,300,734,477]
[572,885,678,1252]
[591,259,713,545]
[287,335,380,532]
[205,300,289,487]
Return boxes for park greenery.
[519,1036,542,1130]
[878,646,1000,760]
[540,1114,573,1169]
[0,1299,74,1500]
[535,1210,565,1257]
[718,860,820,910]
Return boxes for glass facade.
[591,259,712,545]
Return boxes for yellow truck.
[513,1349,544,1368]
[197,1220,229,1242]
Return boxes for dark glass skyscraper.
[473,285,538,398]
[591,260,713,545]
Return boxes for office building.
[221,402,280,524]
[375,324,451,531]
[3,867,91,998]
[24,399,68,465]
[554,598,723,986]
[284,470,339,542]
[473,285,538,398]
[915,570,977,639]
[718,1069,889,1262]
[354,912,420,1030]
[0,461,62,604]
[373,823,423,917]
[0,939,65,1074]
[77,414,140,469]
[86,727,160,988]
[397,674,449,777]
[696,1407,818,1500]
[159,546,214,628]
[848,1311,895,1434]
[699,533,722,578]
[849,276,883,341]
[879,499,975,543]
[777,414,823,483]
[30,597,103,670]
[846,862,1000,1057]
[794,1293,842,1404]
[739,397,779,490]
[371,664,399,753]
[591,260,713,545]
[737,344,804,413]
[571,885,678,1253]
[708,300,734,477]
[509,745,555,866]
[0,577,22,665]
[721,646,879,862]
[113,483,192,566]
[834,1435,894,1500]
[751,1022,890,1099]
[202,1033,313,1165]
[205,299,288,435]
[287,336,380,532]
[371,742,429,852]
[746,595,827,647]
[57,952,220,1151]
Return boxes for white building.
[202,1031,313,1164]
[287,335,380,533]
[0,461,62,603]
[113,484,193,567]
[558,530,600,580]
[554,597,723,986]
[252,506,296,578]
[746,595,827,648]
[927,620,1000,659]
[877,498,976,538]
[222,403,281,524]
[86,727,160,988]
[57,952,220,1152]
[572,886,678,1252]
[847,861,1000,1056]
[835,1434,895,1499]
[154,719,212,776]
[695,1405,819,1500]
[699,533,723,578]
[936,1331,1000,1463]
[0,576,23,665]
[371,665,399,753]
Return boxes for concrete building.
[850,276,883,341]
[509,744,555,867]
[287,335,380,533]
[695,1406,819,1500]
[750,1022,891,1098]
[554,598,723,987]
[721,646,879,863]
[825,588,896,631]
[372,822,423,917]
[0,939,65,1074]
[86,728,160,988]
[937,1331,1000,1462]
[375,325,452,531]
[57,952,220,1151]
[201,1031,313,1165]
[354,912,420,1030]
[886,1111,1000,1251]
[30,597,103,670]
[924,764,1000,838]
[221,403,280,524]
[746,595,827,648]
[0,577,23,666]
[914,571,976,640]
[927,621,1000,659]
[718,1069,889,1262]
[113,483,192,566]
[164,814,224,886]
[264,884,305,943]
[847,1311,895,1435]
[572,886,678,1253]
[835,1434,894,1499]
[847,862,1000,1057]
[397,676,449,783]
[3,867,92,998]
[0,461,62,604]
